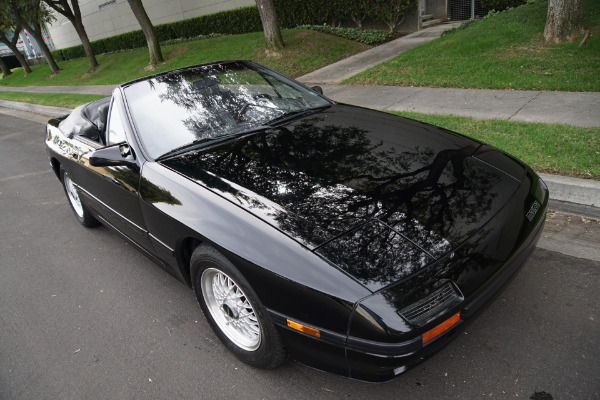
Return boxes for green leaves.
[298,25,392,44]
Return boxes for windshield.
[123,61,331,159]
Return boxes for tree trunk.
[544,0,583,43]
[0,31,32,75]
[0,56,12,78]
[350,15,364,30]
[26,26,60,75]
[126,0,164,68]
[70,0,98,71]
[73,19,98,71]
[11,48,32,75]
[45,0,99,72]
[10,10,61,75]
[255,0,284,51]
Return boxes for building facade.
[0,27,54,64]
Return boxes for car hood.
[162,105,524,290]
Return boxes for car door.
[73,89,153,252]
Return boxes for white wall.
[47,0,254,50]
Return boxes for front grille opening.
[399,282,464,327]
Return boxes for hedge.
[481,0,526,11]
[52,0,413,62]
[298,25,392,44]
[52,5,262,62]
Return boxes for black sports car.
[45,60,548,382]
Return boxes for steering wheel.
[236,95,273,123]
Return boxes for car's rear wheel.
[191,245,286,368]
[61,168,99,227]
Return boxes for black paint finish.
[45,60,549,382]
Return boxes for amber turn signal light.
[422,312,461,344]
[287,319,321,338]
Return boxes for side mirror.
[89,143,136,167]
[311,86,323,95]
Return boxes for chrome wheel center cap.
[222,300,239,319]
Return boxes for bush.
[481,0,526,11]
[299,25,392,44]
[160,33,225,46]
[274,0,348,27]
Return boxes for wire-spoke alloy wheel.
[61,168,99,227]
[191,245,286,368]
[201,268,261,351]
[64,173,84,218]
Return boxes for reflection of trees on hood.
[167,116,501,286]
[316,220,432,290]
[195,118,495,243]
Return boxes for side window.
[107,96,127,145]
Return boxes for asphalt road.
[1,112,598,400]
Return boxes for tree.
[373,0,417,33]
[255,0,284,52]
[0,5,32,75]
[347,0,370,30]
[4,0,60,75]
[0,55,11,78]
[0,24,32,76]
[126,0,163,69]
[43,0,98,72]
[544,0,583,43]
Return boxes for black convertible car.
[45,60,548,382]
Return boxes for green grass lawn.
[390,111,600,179]
[0,29,370,87]
[0,91,105,108]
[347,0,600,91]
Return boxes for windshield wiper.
[156,138,215,161]
[265,105,331,126]
[156,126,269,161]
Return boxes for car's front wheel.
[191,245,286,368]
[61,168,99,227]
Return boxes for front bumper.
[347,205,545,381]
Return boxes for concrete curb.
[0,100,72,118]
[1,98,597,219]
[539,173,600,219]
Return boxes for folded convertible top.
[59,96,111,143]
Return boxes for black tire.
[191,245,286,368]
[61,168,99,228]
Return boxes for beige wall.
[47,0,254,50]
